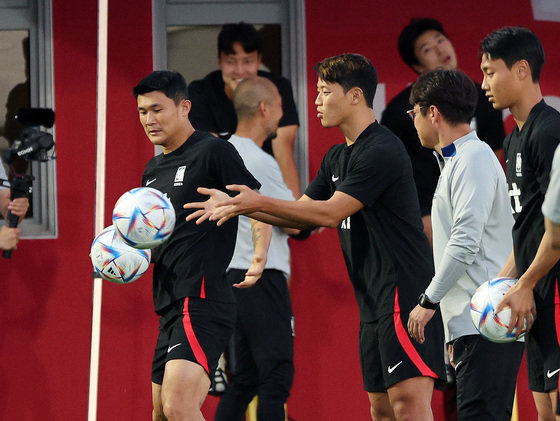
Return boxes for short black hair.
[132,70,188,104]
[218,22,261,55]
[314,54,378,108]
[398,18,447,68]
[480,26,545,83]
[409,69,477,125]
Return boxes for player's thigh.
[161,359,211,410]
[533,390,554,420]
[387,376,434,406]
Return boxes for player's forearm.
[498,250,517,278]
[251,194,342,229]
[247,211,310,230]
[425,251,469,302]
[518,230,560,289]
[250,219,272,258]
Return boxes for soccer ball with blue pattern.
[90,225,151,284]
[470,277,530,343]
[112,187,175,249]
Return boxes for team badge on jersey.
[174,166,186,186]
[516,153,522,177]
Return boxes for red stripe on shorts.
[182,297,209,373]
[200,276,206,299]
[555,280,560,348]
[393,287,438,378]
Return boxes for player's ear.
[515,59,531,81]
[429,105,439,124]
[258,100,267,116]
[350,87,363,104]
[181,99,192,116]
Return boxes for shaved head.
[233,76,280,119]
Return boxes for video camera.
[1,107,55,258]
[1,108,55,164]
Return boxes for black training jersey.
[505,100,560,307]
[381,82,504,216]
[188,70,299,140]
[305,122,434,322]
[142,131,260,313]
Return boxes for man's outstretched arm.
[184,185,363,229]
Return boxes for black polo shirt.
[305,122,434,322]
[188,70,299,153]
[142,131,260,313]
[381,82,505,216]
[505,100,560,306]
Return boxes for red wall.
[2,1,559,420]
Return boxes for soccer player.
[132,70,271,421]
[381,18,505,246]
[406,69,524,419]
[188,22,301,198]
[480,26,560,419]
[186,54,446,421]
[214,76,297,421]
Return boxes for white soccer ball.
[112,187,175,249]
[470,277,531,343]
[90,225,151,284]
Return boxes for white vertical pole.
[88,0,108,419]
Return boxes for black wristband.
[289,226,315,241]
[418,293,439,310]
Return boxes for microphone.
[16,108,55,128]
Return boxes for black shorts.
[360,288,446,392]
[452,335,524,420]
[526,296,560,393]
[151,297,236,385]
[227,269,294,398]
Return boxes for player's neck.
[510,83,542,131]
[234,121,266,147]
[162,125,195,154]
[340,109,376,146]
[436,123,472,154]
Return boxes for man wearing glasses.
[406,69,524,420]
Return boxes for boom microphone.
[16,108,55,128]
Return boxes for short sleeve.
[209,139,261,191]
[528,125,560,194]
[305,150,336,201]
